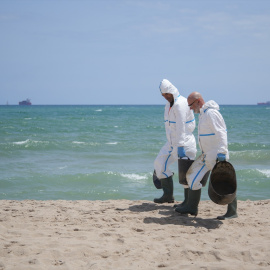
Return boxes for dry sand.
[0,199,269,270]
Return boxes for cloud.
[196,12,270,38]
[123,0,270,41]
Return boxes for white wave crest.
[95,109,102,112]
[106,142,118,145]
[13,139,48,146]
[13,139,30,145]
[258,169,270,177]
[120,173,148,180]
[72,141,85,144]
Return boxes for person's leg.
[173,188,189,208]
[175,188,201,216]
[217,197,238,220]
[154,176,174,203]
[175,155,206,216]
[154,144,177,203]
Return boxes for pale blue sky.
[1,0,270,105]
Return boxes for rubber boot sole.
[175,207,198,216]
[154,199,175,204]
[217,213,238,220]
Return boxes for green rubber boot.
[174,188,189,208]
[154,176,174,204]
[217,197,238,220]
[175,189,201,216]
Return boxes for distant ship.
[257,101,270,105]
[19,98,32,105]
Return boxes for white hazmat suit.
[154,79,197,186]
[186,100,229,190]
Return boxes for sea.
[0,105,269,201]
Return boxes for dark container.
[153,170,162,189]
[208,161,237,205]
[178,158,194,185]
[178,159,210,187]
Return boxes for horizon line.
[0,103,261,106]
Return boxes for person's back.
[198,100,229,171]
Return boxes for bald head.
[187,92,205,113]
[188,92,202,101]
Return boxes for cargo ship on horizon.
[19,98,32,105]
[257,101,270,105]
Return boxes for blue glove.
[178,147,186,158]
[217,153,226,161]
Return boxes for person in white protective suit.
[175,91,237,219]
[153,79,197,204]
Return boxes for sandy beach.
[0,199,269,270]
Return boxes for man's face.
[188,97,200,114]
[162,93,174,103]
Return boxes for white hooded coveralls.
[186,100,229,190]
[154,79,197,185]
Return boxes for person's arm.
[174,103,187,157]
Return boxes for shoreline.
[1,199,269,269]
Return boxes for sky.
[1,0,270,105]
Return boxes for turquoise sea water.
[0,105,269,201]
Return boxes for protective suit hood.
[201,100,219,113]
[159,79,180,100]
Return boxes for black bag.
[178,158,210,187]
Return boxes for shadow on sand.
[128,202,223,230]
